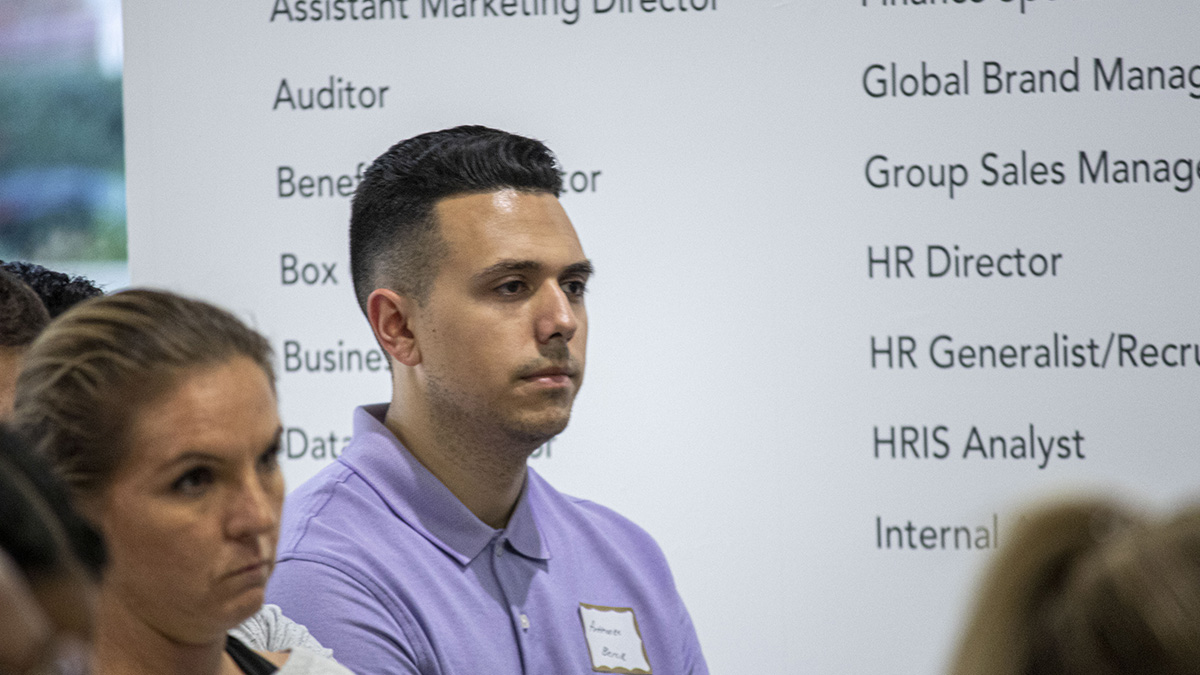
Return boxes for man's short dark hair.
[0,261,103,318]
[0,269,50,348]
[349,125,564,312]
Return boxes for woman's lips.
[226,560,271,581]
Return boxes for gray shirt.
[231,604,355,675]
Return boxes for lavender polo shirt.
[266,404,708,675]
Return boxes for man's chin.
[507,409,571,449]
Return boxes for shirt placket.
[490,534,534,674]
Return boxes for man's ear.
[367,288,421,367]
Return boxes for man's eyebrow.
[473,259,594,282]
[474,260,541,282]
[563,260,595,278]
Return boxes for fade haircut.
[1,261,103,318]
[349,125,564,313]
[0,268,50,348]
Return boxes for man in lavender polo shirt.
[266,126,708,674]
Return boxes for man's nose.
[533,281,578,344]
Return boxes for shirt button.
[495,545,504,557]
[520,614,531,630]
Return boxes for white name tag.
[578,603,652,674]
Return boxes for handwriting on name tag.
[578,603,652,674]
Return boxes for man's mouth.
[520,365,576,386]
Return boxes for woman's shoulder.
[274,648,356,675]
[231,604,333,658]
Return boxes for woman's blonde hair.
[949,499,1200,675]
[11,289,273,496]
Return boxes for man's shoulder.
[525,471,693,640]
[285,456,357,508]
[278,404,401,554]
[529,468,644,522]
[528,471,671,564]
[278,456,391,558]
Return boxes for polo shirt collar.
[506,476,550,561]
[340,404,550,566]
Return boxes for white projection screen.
[122,1,1200,671]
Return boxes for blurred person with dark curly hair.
[1,260,103,318]
[0,268,51,418]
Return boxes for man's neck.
[384,397,530,529]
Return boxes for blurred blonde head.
[949,499,1200,675]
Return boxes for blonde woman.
[13,289,352,675]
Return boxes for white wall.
[123,1,1200,671]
